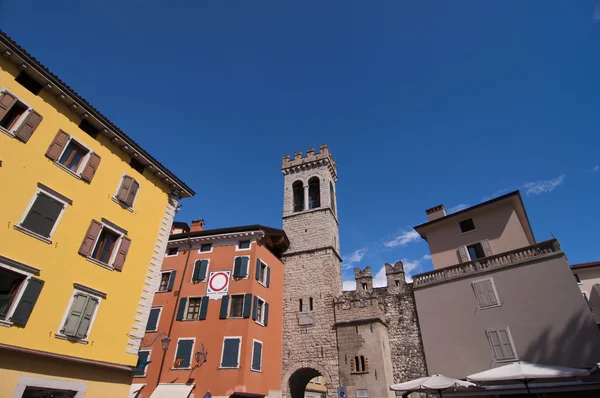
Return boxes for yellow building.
[0,31,194,397]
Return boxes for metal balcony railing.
[413,239,562,288]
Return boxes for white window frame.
[111,173,141,211]
[157,270,175,292]
[199,243,213,253]
[16,186,69,243]
[232,255,250,280]
[54,135,94,178]
[257,259,269,287]
[56,288,103,343]
[235,239,252,251]
[220,336,242,369]
[0,87,33,137]
[183,296,203,321]
[250,339,263,372]
[11,375,87,398]
[472,277,501,309]
[228,294,246,319]
[191,259,210,283]
[134,349,152,377]
[165,247,179,257]
[87,222,125,270]
[146,307,162,332]
[255,295,266,326]
[172,337,196,370]
[0,262,36,327]
[485,326,518,363]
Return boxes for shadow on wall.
[1,348,133,385]
[519,308,600,368]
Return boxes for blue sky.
[2,1,600,289]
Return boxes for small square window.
[229,295,245,318]
[167,247,178,256]
[92,228,120,264]
[59,140,88,173]
[15,71,43,95]
[78,119,99,139]
[459,219,475,233]
[130,158,145,175]
[239,240,251,249]
[200,243,212,252]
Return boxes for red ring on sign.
[209,272,229,292]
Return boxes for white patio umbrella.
[467,361,590,396]
[390,374,477,397]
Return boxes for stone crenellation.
[282,145,338,182]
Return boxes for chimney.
[425,205,446,221]
[190,219,205,232]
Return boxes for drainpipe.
[156,237,193,386]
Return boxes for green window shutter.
[192,261,202,282]
[11,277,44,326]
[21,193,64,238]
[176,298,187,321]
[255,259,261,280]
[146,308,160,331]
[133,351,151,376]
[199,260,208,281]
[233,257,242,278]
[252,341,262,371]
[175,339,193,368]
[199,296,209,320]
[75,296,98,339]
[221,338,240,367]
[240,257,249,278]
[266,267,271,288]
[252,296,258,321]
[219,296,230,319]
[62,294,87,337]
[263,302,269,326]
[243,293,252,318]
[167,271,177,291]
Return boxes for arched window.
[308,177,320,209]
[329,181,336,214]
[293,181,304,212]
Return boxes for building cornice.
[168,230,265,247]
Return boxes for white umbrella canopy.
[467,361,590,382]
[390,374,476,396]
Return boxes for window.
[59,291,101,340]
[133,350,151,377]
[192,260,209,282]
[166,247,178,256]
[15,71,43,95]
[308,177,321,209]
[252,296,269,325]
[575,274,582,284]
[467,243,485,260]
[46,130,101,182]
[177,297,208,321]
[173,338,194,369]
[251,340,263,371]
[309,297,314,311]
[220,337,241,368]
[233,256,249,279]
[79,220,131,270]
[158,271,176,292]
[395,280,400,287]
[362,283,367,291]
[229,295,245,318]
[186,298,202,320]
[255,259,270,286]
[78,119,99,139]
[457,240,492,263]
[459,218,475,233]
[299,299,303,312]
[115,175,140,209]
[0,90,43,143]
[238,240,251,250]
[330,181,336,215]
[486,327,517,362]
[352,355,367,373]
[356,390,369,398]
[200,243,212,252]
[146,307,161,331]
[130,157,145,174]
[0,98,27,131]
[293,180,304,212]
[472,278,500,309]
[18,186,69,239]
[0,264,44,326]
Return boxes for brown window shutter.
[79,220,103,257]
[14,110,43,143]
[46,130,70,160]
[116,176,133,202]
[81,153,101,183]
[113,236,131,271]
[125,179,139,207]
[0,91,17,121]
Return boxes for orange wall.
[136,237,284,397]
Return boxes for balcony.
[413,239,562,288]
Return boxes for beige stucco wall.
[427,203,532,270]
[574,268,600,297]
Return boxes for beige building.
[571,261,600,324]
[304,376,327,398]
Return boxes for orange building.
[132,220,289,398]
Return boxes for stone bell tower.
[280,145,342,398]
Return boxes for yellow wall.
[0,57,172,367]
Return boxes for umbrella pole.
[524,380,532,397]
[438,390,443,398]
